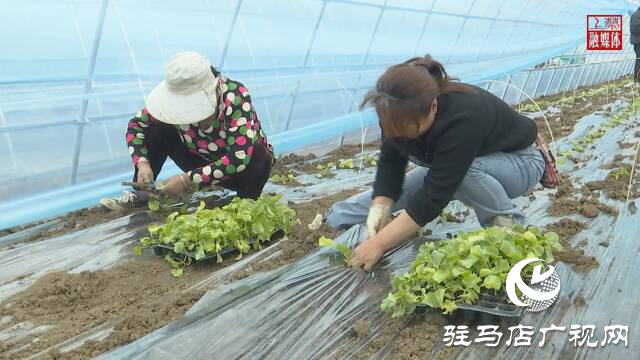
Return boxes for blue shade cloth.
[0,0,634,229]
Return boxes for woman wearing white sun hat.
[101,52,274,210]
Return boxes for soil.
[387,313,457,360]
[0,78,633,359]
[445,213,462,223]
[232,188,363,280]
[548,174,620,219]
[352,320,370,338]
[618,141,635,149]
[333,313,450,360]
[554,176,575,198]
[532,82,630,141]
[325,141,380,159]
[548,195,617,219]
[294,141,381,176]
[271,153,317,177]
[585,166,640,202]
[0,187,363,359]
[545,219,598,272]
[0,257,211,359]
[574,295,586,308]
[580,204,598,218]
[0,206,127,244]
[545,218,587,241]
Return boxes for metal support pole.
[472,2,508,62]
[596,52,614,85]
[517,69,534,104]
[218,0,243,70]
[603,51,623,84]
[283,1,328,131]
[0,108,18,171]
[344,0,388,115]
[580,52,606,88]
[566,54,587,93]
[338,0,388,144]
[444,0,477,64]
[70,0,109,185]
[610,42,634,81]
[544,46,578,97]
[576,51,603,89]
[412,0,436,56]
[500,75,512,102]
[113,0,145,96]
[70,0,114,160]
[531,66,547,99]
[496,0,533,58]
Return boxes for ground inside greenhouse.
[1,77,639,359]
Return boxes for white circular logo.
[506,258,561,312]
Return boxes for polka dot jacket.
[126,75,274,190]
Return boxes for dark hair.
[360,55,475,138]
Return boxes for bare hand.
[160,174,188,197]
[137,161,154,184]
[347,238,385,271]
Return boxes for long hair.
[361,55,475,138]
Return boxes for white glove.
[367,204,392,237]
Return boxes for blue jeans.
[326,145,545,228]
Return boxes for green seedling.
[316,162,336,178]
[319,236,352,262]
[610,167,630,181]
[381,225,562,316]
[337,158,355,169]
[272,173,297,185]
[363,154,378,167]
[137,195,297,276]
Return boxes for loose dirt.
[271,153,317,177]
[585,165,640,201]
[0,257,211,359]
[233,188,363,280]
[0,187,363,359]
[352,320,370,338]
[545,219,598,272]
[0,206,128,244]
[337,312,456,360]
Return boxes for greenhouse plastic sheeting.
[95,101,640,358]
[0,0,634,230]
[1,90,639,357]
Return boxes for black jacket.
[372,85,537,226]
[631,8,640,44]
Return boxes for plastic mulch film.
[97,223,419,359]
[0,212,151,303]
[99,99,640,358]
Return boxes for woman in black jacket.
[326,55,546,271]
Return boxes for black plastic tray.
[153,229,285,261]
[455,293,524,318]
[418,293,524,319]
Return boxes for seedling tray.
[153,229,285,261]
[418,293,524,319]
[455,293,524,318]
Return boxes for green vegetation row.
[136,195,297,276]
[381,225,562,316]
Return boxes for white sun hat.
[145,52,219,125]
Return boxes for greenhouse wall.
[0,0,635,229]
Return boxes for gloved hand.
[366,203,392,237]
